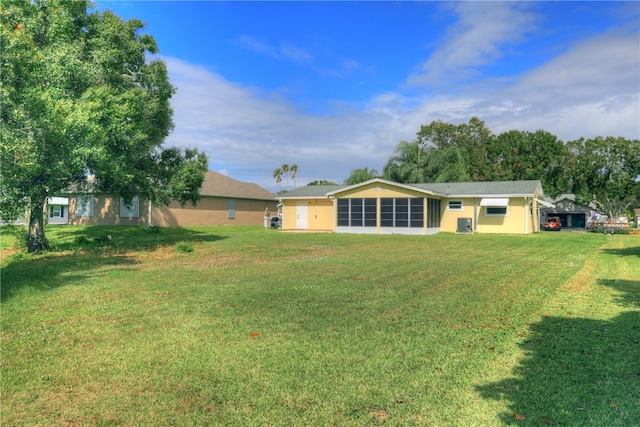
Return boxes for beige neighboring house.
[48,171,277,227]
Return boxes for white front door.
[296,202,308,229]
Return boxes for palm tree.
[281,164,289,189]
[289,164,299,188]
[272,168,282,194]
[382,140,427,183]
[425,146,470,183]
[344,167,379,185]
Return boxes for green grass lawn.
[1,226,638,426]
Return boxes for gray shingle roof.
[278,185,346,198]
[279,179,542,199]
[414,180,542,196]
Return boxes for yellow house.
[278,179,552,235]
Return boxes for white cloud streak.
[409,2,539,87]
[163,3,639,192]
[232,35,312,62]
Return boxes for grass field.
[1,226,638,426]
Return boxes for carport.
[541,194,595,230]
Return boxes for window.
[364,198,377,226]
[351,198,363,225]
[486,206,508,216]
[76,195,94,217]
[50,205,64,218]
[380,198,424,228]
[338,198,376,227]
[447,200,463,211]
[119,195,139,218]
[395,198,409,227]
[380,198,394,227]
[228,199,236,219]
[337,199,349,226]
[410,198,424,228]
[427,198,441,228]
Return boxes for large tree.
[416,117,493,181]
[1,0,207,252]
[486,129,569,197]
[566,137,640,219]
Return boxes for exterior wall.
[476,198,530,234]
[68,194,148,226]
[531,199,542,233]
[67,194,276,227]
[441,197,542,235]
[281,198,333,231]
[440,198,477,233]
[152,197,277,227]
[338,182,426,199]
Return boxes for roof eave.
[326,178,440,197]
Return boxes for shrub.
[173,241,194,253]
[590,226,630,235]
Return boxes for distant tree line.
[343,117,639,219]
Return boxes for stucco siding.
[282,198,333,230]
[69,194,148,226]
[337,183,426,199]
[67,194,276,227]
[476,199,526,234]
[440,198,477,232]
[152,197,276,227]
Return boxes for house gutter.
[525,197,529,235]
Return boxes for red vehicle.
[544,216,562,231]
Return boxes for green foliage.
[344,167,379,185]
[0,1,207,252]
[173,241,194,253]
[487,129,569,197]
[384,118,638,216]
[566,137,640,219]
[417,117,493,180]
[382,141,427,183]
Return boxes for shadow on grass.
[600,245,640,258]
[476,279,640,426]
[1,226,229,303]
[48,225,228,252]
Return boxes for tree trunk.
[28,202,49,253]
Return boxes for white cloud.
[163,58,399,190]
[409,2,539,87]
[232,35,312,62]
[162,4,639,192]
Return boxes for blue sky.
[95,1,640,192]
